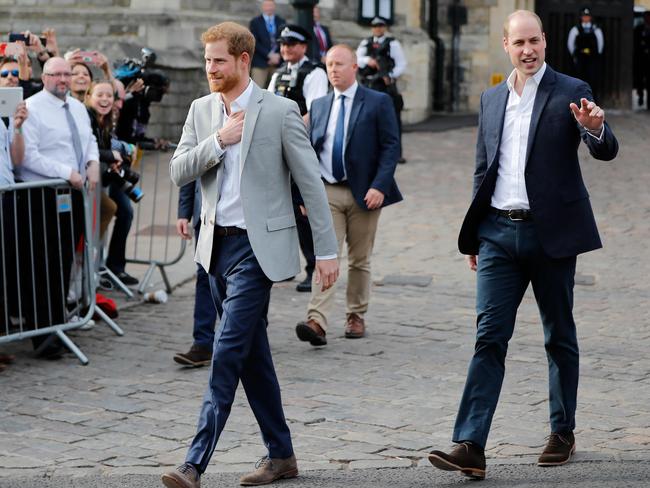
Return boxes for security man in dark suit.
[312,5,334,63]
[173,180,218,367]
[428,10,618,480]
[268,24,329,292]
[249,0,286,89]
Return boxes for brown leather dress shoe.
[538,432,575,466]
[344,313,365,338]
[161,462,200,488]
[295,319,327,346]
[239,455,298,486]
[428,442,486,480]
[173,345,212,367]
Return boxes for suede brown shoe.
[296,319,327,346]
[174,345,212,367]
[239,455,298,486]
[344,313,365,338]
[161,462,200,488]
[538,432,575,466]
[428,442,486,480]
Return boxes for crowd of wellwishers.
[1,29,167,368]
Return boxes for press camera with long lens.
[114,166,143,203]
[113,48,169,103]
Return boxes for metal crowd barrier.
[125,148,187,294]
[0,179,121,365]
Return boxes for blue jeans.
[185,234,293,473]
[192,224,217,350]
[453,212,579,449]
[105,183,133,274]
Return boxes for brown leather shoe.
[161,462,200,488]
[173,345,212,367]
[428,442,486,480]
[295,319,327,346]
[344,313,365,338]
[538,432,575,466]
[239,455,298,486]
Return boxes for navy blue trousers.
[185,234,293,473]
[192,224,217,350]
[453,212,579,449]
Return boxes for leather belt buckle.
[507,210,524,221]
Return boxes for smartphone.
[0,42,22,57]
[0,87,24,118]
[76,50,101,66]
[8,33,28,44]
[7,33,47,46]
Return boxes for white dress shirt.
[319,81,358,184]
[356,35,407,79]
[567,23,604,55]
[267,56,329,112]
[212,80,255,228]
[19,89,98,182]
[0,118,15,186]
[491,64,548,210]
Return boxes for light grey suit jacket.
[169,82,337,281]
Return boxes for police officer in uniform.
[268,25,329,292]
[633,11,650,109]
[357,16,407,163]
[567,7,604,99]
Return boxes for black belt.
[214,226,247,237]
[322,177,348,187]
[491,207,533,221]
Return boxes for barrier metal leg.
[159,265,172,294]
[55,329,89,365]
[137,263,156,294]
[94,307,124,336]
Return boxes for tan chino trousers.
[307,183,381,330]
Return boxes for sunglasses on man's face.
[0,69,19,78]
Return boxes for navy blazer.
[312,23,334,57]
[310,85,403,210]
[458,65,618,259]
[178,179,201,228]
[249,14,286,69]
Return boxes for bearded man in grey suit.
[162,22,339,488]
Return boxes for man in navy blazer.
[428,11,618,480]
[173,180,218,367]
[249,0,285,88]
[296,44,402,345]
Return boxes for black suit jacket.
[313,23,334,58]
[249,14,286,68]
[178,180,201,228]
[310,85,402,210]
[458,65,618,258]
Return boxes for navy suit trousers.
[185,234,293,473]
[453,212,579,448]
[192,224,217,350]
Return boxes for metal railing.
[124,148,187,294]
[0,179,122,365]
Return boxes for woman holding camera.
[86,80,138,286]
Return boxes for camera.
[115,166,143,203]
[105,149,144,203]
[8,33,47,46]
[113,48,169,103]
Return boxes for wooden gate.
[535,0,634,108]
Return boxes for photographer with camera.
[85,79,141,285]
[356,17,407,163]
[114,48,170,150]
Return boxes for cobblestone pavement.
[1,113,649,481]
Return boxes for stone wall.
[0,0,434,138]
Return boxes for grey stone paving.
[0,113,649,481]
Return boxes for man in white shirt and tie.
[16,56,99,356]
[295,44,401,346]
